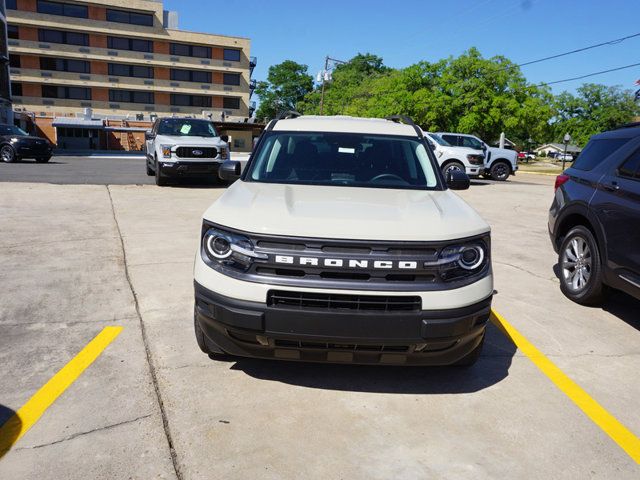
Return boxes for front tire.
[442,160,465,178]
[154,158,168,186]
[559,226,605,305]
[146,158,154,176]
[194,308,229,359]
[490,161,510,181]
[1,145,16,163]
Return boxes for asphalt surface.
[1,158,639,479]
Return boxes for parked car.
[556,153,574,161]
[145,117,229,186]
[549,123,640,305]
[436,132,518,181]
[517,152,526,161]
[0,124,53,163]
[526,152,536,160]
[193,114,493,366]
[423,131,485,177]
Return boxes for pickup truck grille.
[267,290,421,311]
[176,147,217,158]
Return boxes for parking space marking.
[491,310,640,464]
[0,326,122,456]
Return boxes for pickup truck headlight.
[202,227,266,272]
[161,145,173,158]
[435,238,490,282]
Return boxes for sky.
[163,0,640,95]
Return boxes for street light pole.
[563,133,571,171]
[318,56,346,116]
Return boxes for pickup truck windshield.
[246,132,440,190]
[157,119,218,137]
[429,134,451,146]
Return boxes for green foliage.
[255,60,313,121]
[552,84,640,146]
[259,51,640,146]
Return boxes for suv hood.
[155,134,225,146]
[203,182,490,241]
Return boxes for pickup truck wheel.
[154,159,168,186]
[442,160,465,177]
[1,145,16,163]
[146,159,154,176]
[558,226,606,306]
[453,334,484,367]
[490,161,510,181]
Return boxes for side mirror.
[145,130,155,140]
[219,160,242,182]
[220,135,229,143]
[446,170,470,190]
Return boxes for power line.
[535,62,640,87]
[501,32,640,71]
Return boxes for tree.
[552,84,640,146]
[255,60,313,121]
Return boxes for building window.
[170,43,211,59]
[39,29,89,46]
[170,69,211,83]
[170,94,212,108]
[8,25,19,39]
[106,9,154,27]
[11,83,23,97]
[42,85,91,100]
[107,36,153,53]
[108,63,154,79]
[9,55,21,68]
[223,49,241,62]
[223,97,241,110]
[109,89,154,104]
[37,1,88,18]
[6,0,18,9]
[223,73,240,86]
[40,57,90,74]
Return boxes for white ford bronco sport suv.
[424,131,485,178]
[437,132,518,181]
[145,117,229,186]
[194,114,493,366]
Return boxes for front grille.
[267,290,422,312]
[273,339,411,352]
[176,147,217,158]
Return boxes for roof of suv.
[271,115,420,137]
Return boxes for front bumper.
[194,282,492,365]
[15,143,52,158]
[466,166,483,177]
[158,160,222,177]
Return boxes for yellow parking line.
[0,326,122,457]
[491,309,640,464]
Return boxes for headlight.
[161,145,173,158]
[219,146,228,160]
[431,238,490,282]
[10,137,19,143]
[202,226,266,272]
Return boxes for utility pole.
[318,56,346,115]
[563,133,571,171]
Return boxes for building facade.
[6,0,256,149]
[1,0,13,124]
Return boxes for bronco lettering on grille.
[274,255,419,270]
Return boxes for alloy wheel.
[561,236,592,292]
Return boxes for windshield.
[428,133,451,146]
[157,119,218,137]
[246,132,441,190]
[0,125,29,136]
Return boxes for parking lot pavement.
[1,166,639,479]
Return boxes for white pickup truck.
[145,117,229,186]
[437,132,518,181]
[423,131,485,178]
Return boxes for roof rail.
[277,110,302,120]
[385,115,424,139]
[614,121,640,130]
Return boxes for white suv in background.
[437,132,518,181]
[424,131,485,177]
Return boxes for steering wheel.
[370,173,408,184]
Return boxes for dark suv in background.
[549,123,640,305]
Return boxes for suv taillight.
[554,174,570,192]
